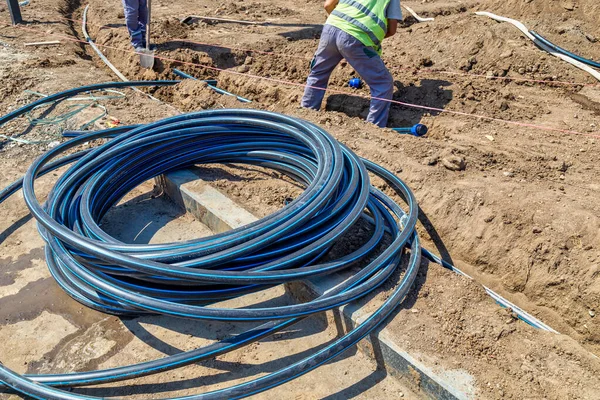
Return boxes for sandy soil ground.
[1,0,599,398]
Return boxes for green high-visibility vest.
[326,0,391,54]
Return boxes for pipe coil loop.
[1,101,421,399]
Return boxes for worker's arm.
[324,0,339,15]
[385,19,398,38]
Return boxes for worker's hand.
[385,19,398,38]
[324,0,339,15]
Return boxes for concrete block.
[158,168,257,234]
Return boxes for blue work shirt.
[387,0,403,20]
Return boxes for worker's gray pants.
[301,25,394,128]
[122,0,147,48]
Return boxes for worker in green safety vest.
[301,0,402,128]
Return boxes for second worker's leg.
[301,25,344,110]
[121,0,144,48]
[138,0,148,44]
[337,34,394,128]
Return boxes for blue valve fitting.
[392,123,428,137]
[349,77,362,89]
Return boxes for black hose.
[0,87,422,399]
[0,80,179,128]
[530,30,600,69]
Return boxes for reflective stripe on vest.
[330,9,382,47]
[326,0,391,52]
[339,0,387,33]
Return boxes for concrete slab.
[155,170,256,234]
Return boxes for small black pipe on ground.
[6,0,22,25]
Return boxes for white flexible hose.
[82,5,129,82]
[476,11,600,82]
[402,5,434,22]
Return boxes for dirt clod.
[442,155,467,171]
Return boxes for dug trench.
[0,0,599,398]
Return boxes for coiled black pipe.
[0,86,422,399]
